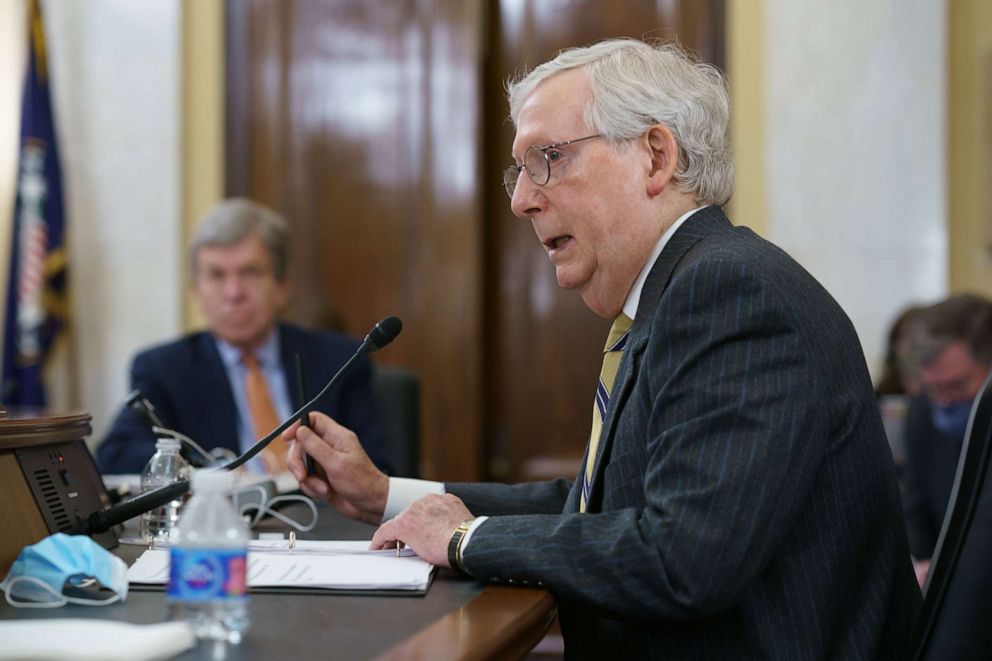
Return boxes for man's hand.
[285,412,389,525]
[370,494,474,567]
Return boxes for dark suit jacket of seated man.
[97,321,391,475]
[442,207,919,657]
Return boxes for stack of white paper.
[128,540,433,592]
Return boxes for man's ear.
[644,124,679,197]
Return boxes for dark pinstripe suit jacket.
[447,207,921,659]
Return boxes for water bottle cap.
[191,468,233,492]
[154,437,182,452]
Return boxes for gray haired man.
[288,39,920,658]
[98,199,392,477]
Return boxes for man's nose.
[509,173,546,220]
[221,276,245,298]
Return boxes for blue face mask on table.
[0,533,128,608]
[930,400,974,443]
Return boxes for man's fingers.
[370,520,400,550]
[296,424,337,459]
[282,419,301,441]
[306,411,335,434]
[298,476,328,498]
[284,421,314,465]
[307,412,351,445]
[286,439,304,480]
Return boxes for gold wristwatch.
[447,518,476,573]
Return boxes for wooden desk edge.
[376,585,557,660]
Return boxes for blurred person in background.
[901,293,992,586]
[876,304,924,478]
[96,198,392,477]
[876,304,925,396]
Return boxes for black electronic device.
[0,411,116,576]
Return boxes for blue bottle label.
[167,548,248,601]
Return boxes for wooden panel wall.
[226,0,485,480]
[226,0,724,482]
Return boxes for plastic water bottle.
[167,469,250,644]
[139,437,191,542]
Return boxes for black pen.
[295,354,315,475]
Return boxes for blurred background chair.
[373,366,420,479]
[909,374,992,660]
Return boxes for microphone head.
[124,390,144,408]
[125,389,164,428]
[362,316,403,353]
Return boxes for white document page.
[128,543,433,592]
[149,538,418,556]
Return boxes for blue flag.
[2,0,67,408]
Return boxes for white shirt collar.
[214,326,281,369]
[621,206,706,321]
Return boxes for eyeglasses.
[501,134,603,199]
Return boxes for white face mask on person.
[1,533,128,608]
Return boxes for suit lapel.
[583,206,729,510]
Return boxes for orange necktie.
[243,353,286,473]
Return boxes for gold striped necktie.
[580,313,633,512]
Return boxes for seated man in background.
[97,198,391,476]
[901,293,992,586]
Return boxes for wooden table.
[0,502,556,660]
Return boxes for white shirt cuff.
[382,477,445,521]
[460,516,488,553]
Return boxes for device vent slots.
[34,468,71,531]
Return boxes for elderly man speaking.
[286,39,920,659]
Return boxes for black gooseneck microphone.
[83,316,403,535]
[125,390,165,429]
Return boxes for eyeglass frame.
[501,134,603,199]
